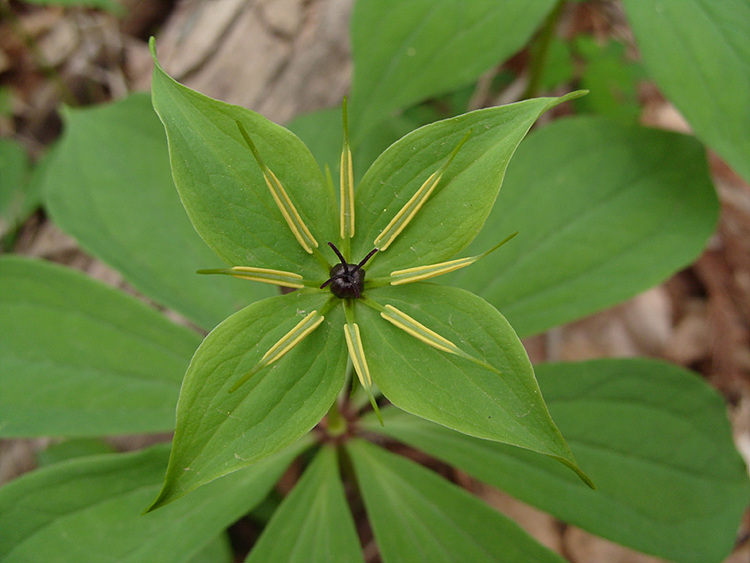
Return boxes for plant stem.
[523,0,566,99]
[326,398,347,437]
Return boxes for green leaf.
[574,37,644,124]
[0,137,30,234]
[359,283,587,483]
[36,439,117,467]
[623,0,750,184]
[150,291,347,509]
[0,256,200,436]
[247,446,363,563]
[364,359,750,563]
[349,0,557,139]
[0,442,303,562]
[150,44,336,279]
[347,439,565,563]
[21,0,124,14]
[45,93,270,331]
[449,116,718,338]
[352,93,584,277]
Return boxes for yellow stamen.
[229,310,324,392]
[344,322,372,387]
[389,232,518,285]
[340,99,355,239]
[343,322,382,424]
[373,131,471,251]
[236,122,318,254]
[380,304,461,356]
[198,266,305,289]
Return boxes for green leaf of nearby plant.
[346,439,565,563]
[349,0,557,139]
[150,43,336,279]
[364,359,750,563]
[623,0,750,184]
[21,0,124,14]
[149,291,347,510]
[0,442,304,562]
[0,256,200,437]
[45,93,271,331]
[360,283,588,484]
[352,92,585,277]
[36,439,117,467]
[247,446,363,563]
[449,116,718,338]
[0,137,30,235]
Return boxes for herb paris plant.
[147,39,590,509]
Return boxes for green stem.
[522,0,566,99]
[326,398,347,437]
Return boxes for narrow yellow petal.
[389,256,476,285]
[229,310,324,392]
[389,232,518,285]
[236,122,318,254]
[340,99,355,239]
[260,310,325,364]
[373,130,471,251]
[373,170,440,251]
[198,266,305,289]
[380,304,461,356]
[343,322,382,424]
[344,323,371,387]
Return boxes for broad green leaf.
[449,116,718,338]
[349,0,557,139]
[623,0,750,184]
[247,446,363,563]
[347,439,565,563]
[150,43,336,279]
[36,439,117,467]
[0,137,30,234]
[150,291,347,509]
[0,442,304,562]
[352,93,584,277]
[364,359,750,563]
[45,93,271,331]
[0,256,199,436]
[359,283,587,483]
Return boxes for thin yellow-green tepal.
[148,44,591,510]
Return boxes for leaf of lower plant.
[351,93,583,277]
[349,0,557,140]
[448,116,718,338]
[346,440,565,563]
[247,446,363,563]
[44,93,271,330]
[0,256,200,436]
[150,291,347,510]
[0,137,30,235]
[0,441,305,562]
[150,45,336,278]
[623,0,750,184]
[359,283,587,483]
[363,359,750,563]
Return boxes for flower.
[148,45,585,508]
[197,111,516,423]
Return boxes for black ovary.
[327,263,366,299]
